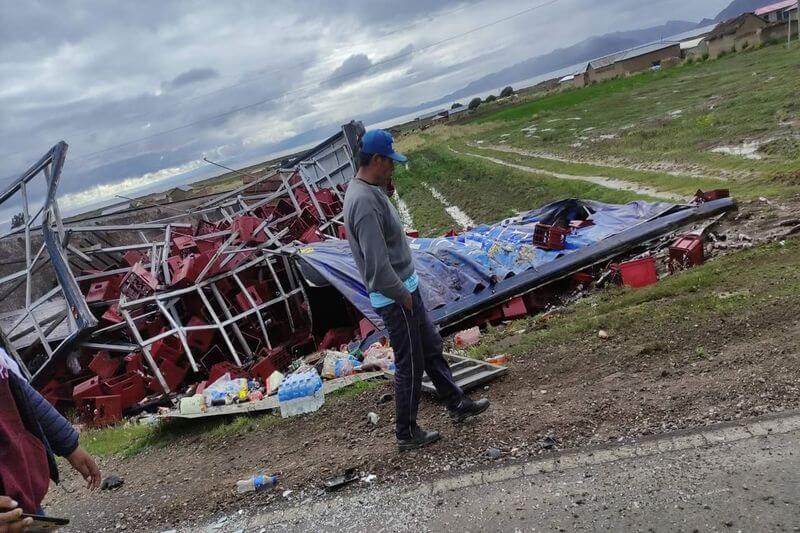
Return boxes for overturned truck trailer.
[0,120,735,423]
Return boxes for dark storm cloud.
[324,44,414,88]
[162,67,220,90]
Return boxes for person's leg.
[412,290,464,408]
[377,302,425,440]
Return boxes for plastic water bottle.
[236,474,278,494]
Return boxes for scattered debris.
[486,354,509,365]
[454,327,481,348]
[598,330,610,340]
[485,447,502,460]
[235,474,278,494]
[324,468,359,491]
[100,475,125,490]
[540,435,558,450]
[367,412,379,426]
[361,474,377,483]
[378,393,393,404]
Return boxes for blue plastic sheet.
[297,199,676,328]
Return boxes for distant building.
[705,13,767,58]
[581,41,681,85]
[558,74,576,85]
[166,185,194,202]
[680,37,709,59]
[755,0,798,22]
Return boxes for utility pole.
[796,0,799,44]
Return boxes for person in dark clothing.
[343,129,490,451]
[0,350,101,531]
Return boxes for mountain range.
[430,0,769,105]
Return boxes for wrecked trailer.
[0,119,734,426]
[295,197,736,338]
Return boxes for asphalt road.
[188,413,800,532]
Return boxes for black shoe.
[397,426,441,451]
[449,397,490,423]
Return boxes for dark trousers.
[376,289,464,440]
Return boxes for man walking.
[343,129,489,451]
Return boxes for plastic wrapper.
[361,342,395,371]
[321,350,360,379]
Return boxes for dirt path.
[450,146,687,202]
[472,143,731,182]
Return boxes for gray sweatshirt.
[343,178,414,303]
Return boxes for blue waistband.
[370,271,418,308]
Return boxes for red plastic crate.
[124,352,144,373]
[618,257,658,288]
[299,226,322,243]
[103,373,146,409]
[120,263,159,299]
[337,225,347,239]
[571,271,595,290]
[73,376,103,400]
[186,316,215,352]
[85,278,121,303]
[501,296,528,319]
[405,230,420,238]
[569,219,594,230]
[38,378,71,406]
[88,351,122,379]
[170,253,212,286]
[232,215,267,244]
[235,282,269,312]
[171,234,197,256]
[694,189,730,203]
[102,304,124,324]
[151,334,183,363]
[669,234,704,270]
[149,358,189,394]
[208,361,247,384]
[523,289,552,311]
[122,250,145,267]
[319,327,355,350]
[532,224,570,251]
[79,395,123,427]
[359,317,376,340]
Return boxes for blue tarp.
[297,199,677,328]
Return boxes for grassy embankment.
[468,238,800,359]
[392,43,799,236]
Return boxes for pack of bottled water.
[278,368,325,418]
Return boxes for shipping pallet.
[384,353,508,396]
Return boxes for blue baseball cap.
[360,129,407,162]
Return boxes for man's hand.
[67,446,101,490]
[0,496,32,532]
[401,293,413,312]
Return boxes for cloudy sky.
[0,0,731,215]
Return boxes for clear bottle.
[235,474,278,494]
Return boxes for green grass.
[82,414,286,458]
[468,238,800,359]
[462,43,800,197]
[394,144,654,236]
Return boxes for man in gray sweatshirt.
[344,129,489,451]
